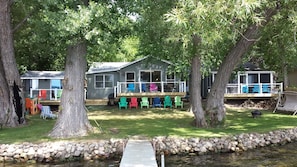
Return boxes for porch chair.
[118,97,128,109]
[141,83,147,92]
[262,84,270,93]
[252,84,260,93]
[174,96,183,108]
[150,83,158,92]
[164,96,173,108]
[242,85,248,93]
[38,89,47,100]
[40,105,57,119]
[57,89,63,99]
[129,97,138,109]
[127,83,135,92]
[140,97,149,108]
[153,97,162,107]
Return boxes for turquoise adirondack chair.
[140,97,149,108]
[174,96,183,108]
[118,97,128,109]
[163,96,172,108]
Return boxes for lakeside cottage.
[21,58,283,102]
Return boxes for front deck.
[27,82,283,106]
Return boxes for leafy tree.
[253,7,297,87]
[165,0,281,127]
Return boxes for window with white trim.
[126,72,135,82]
[95,74,114,88]
[166,73,175,82]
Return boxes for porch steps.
[120,140,157,167]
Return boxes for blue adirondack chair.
[242,85,248,93]
[262,84,270,93]
[252,84,260,93]
[127,83,135,92]
[153,97,162,107]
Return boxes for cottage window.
[126,72,135,82]
[166,73,175,82]
[95,74,114,88]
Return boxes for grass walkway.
[1,105,297,144]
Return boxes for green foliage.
[12,0,137,71]
[164,0,274,74]
[247,2,297,80]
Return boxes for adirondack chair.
[57,89,63,99]
[262,84,270,93]
[40,105,57,119]
[174,96,183,108]
[242,85,248,93]
[129,97,138,109]
[140,97,149,108]
[118,97,128,109]
[38,89,47,100]
[153,97,162,107]
[141,83,147,92]
[163,96,173,108]
[150,83,158,92]
[127,83,135,92]
[252,84,260,93]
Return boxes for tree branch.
[12,11,34,33]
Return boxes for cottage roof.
[21,71,64,79]
[87,56,173,74]
[87,62,129,74]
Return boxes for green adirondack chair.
[174,96,183,108]
[140,97,149,108]
[163,96,172,108]
[118,97,128,109]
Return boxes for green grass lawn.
[1,105,297,144]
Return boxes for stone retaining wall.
[1,128,297,163]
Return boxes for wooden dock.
[120,140,158,167]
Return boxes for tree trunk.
[190,34,207,127]
[206,8,278,127]
[0,0,25,127]
[49,42,93,138]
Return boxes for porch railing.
[115,81,187,97]
[29,89,63,100]
[29,88,87,100]
[225,83,283,94]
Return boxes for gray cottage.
[21,71,64,100]
[86,56,187,99]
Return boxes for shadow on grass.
[1,105,297,143]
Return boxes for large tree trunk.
[49,42,93,138]
[206,8,278,127]
[0,0,24,127]
[190,34,207,127]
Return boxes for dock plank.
[120,140,157,167]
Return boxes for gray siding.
[86,71,119,99]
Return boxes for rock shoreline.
[1,128,297,163]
